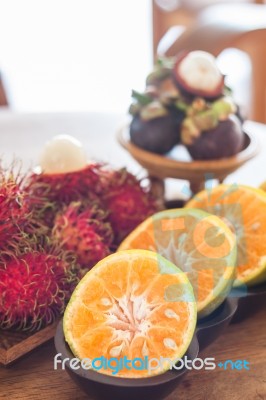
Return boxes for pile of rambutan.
[0,142,159,332]
[0,167,79,331]
[26,163,159,250]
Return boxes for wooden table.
[1,303,265,400]
[0,111,266,399]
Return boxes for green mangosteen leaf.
[131,90,153,106]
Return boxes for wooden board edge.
[0,319,60,366]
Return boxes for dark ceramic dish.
[55,321,199,400]
[230,281,266,323]
[196,297,238,351]
[54,297,238,400]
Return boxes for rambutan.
[0,246,79,331]
[0,170,30,251]
[101,169,159,244]
[52,201,114,273]
[25,133,160,248]
[24,164,107,231]
[25,163,107,205]
[24,190,61,231]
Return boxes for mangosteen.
[173,51,225,100]
[146,57,175,86]
[129,104,185,154]
[186,114,245,160]
[235,104,246,125]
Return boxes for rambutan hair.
[0,165,31,252]
[52,201,114,273]
[101,168,159,244]
[0,244,79,331]
[25,163,107,204]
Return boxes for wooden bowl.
[54,298,238,400]
[117,125,259,194]
[55,322,199,400]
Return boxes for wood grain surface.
[0,300,265,400]
[0,321,58,366]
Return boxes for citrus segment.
[63,250,196,378]
[186,185,266,286]
[119,209,236,318]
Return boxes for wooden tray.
[0,321,58,366]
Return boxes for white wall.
[0,0,152,112]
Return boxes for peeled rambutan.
[0,246,79,331]
[101,169,159,244]
[52,201,114,273]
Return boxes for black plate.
[54,297,239,400]
[55,321,199,400]
[230,281,266,323]
[196,297,238,351]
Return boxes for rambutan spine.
[52,201,114,273]
[101,168,159,244]
[0,244,79,332]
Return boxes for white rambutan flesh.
[39,134,87,174]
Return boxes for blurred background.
[0,0,265,121]
[0,0,152,113]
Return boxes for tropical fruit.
[119,209,236,318]
[0,245,78,331]
[52,201,114,274]
[63,250,197,378]
[101,168,159,244]
[186,185,266,287]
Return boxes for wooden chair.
[153,0,263,56]
[155,3,266,123]
[0,73,8,107]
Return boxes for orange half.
[119,209,236,318]
[186,184,266,286]
[63,250,196,378]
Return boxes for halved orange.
[63,250,196,378]
[119,209,236,318]
[186,184,266,286]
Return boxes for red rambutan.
[24,164,107,230]
[0,170,30,251]
[52,201,114,273]
[101,169,159,244]
[0,246,79,331]
[25,163,107,205]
